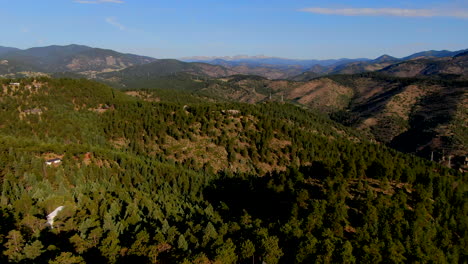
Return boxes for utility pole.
[42,162,47,179]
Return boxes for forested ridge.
[98,70,467,168]
[0,78,466,263]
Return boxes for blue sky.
[0,0,467,59]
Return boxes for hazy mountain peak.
[401,49,468,60]
[0,46,21,56]
[373,54,398,62]
[182,55,275,61]
[454,50,468,58]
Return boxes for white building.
[45,158,62,166]
[47,206,65,228]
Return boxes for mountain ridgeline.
[292,50,468,80]
[1,44,466,80]
[0,44,156,76]
[0,77,466,263]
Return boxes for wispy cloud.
[299,7,468,18]
[74,0,124,4]
[105,17,126,30]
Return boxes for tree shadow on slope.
[390,86,464,156]
[203,176,294,222]
[203,164,334,223]
[203,168,315,222]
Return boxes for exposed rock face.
[65,55,153,72]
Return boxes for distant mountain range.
[295,51,468,81]
[182,55,369,67]
[183,50,467,67]
[1,44,467,80]
[291,55,400,80]
[182,56,370,78]
[286,50,467,80]
[183,49,468,79]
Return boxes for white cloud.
[105,17,126,30]
[74,0,124,4]
[299,7,468,18]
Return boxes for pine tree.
[3,230,25,262]
[215,239,237,264]
[240,239,256,262]
[49,252,85,264]
[177,234,189,251]
[261,236,283,264]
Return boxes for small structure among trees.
[46,206,64,228]
[45,158,62,166]
[24,108,43,115]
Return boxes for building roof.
[46,158,62,163]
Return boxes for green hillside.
[126,72,465,170]
[96,59,236,89]
[0,78,466,263]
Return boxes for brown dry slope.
[325,73,468,168]
[227,72,466,168]
[286,78,353,112]
[389,82,467,166]
[205,76,354,113]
